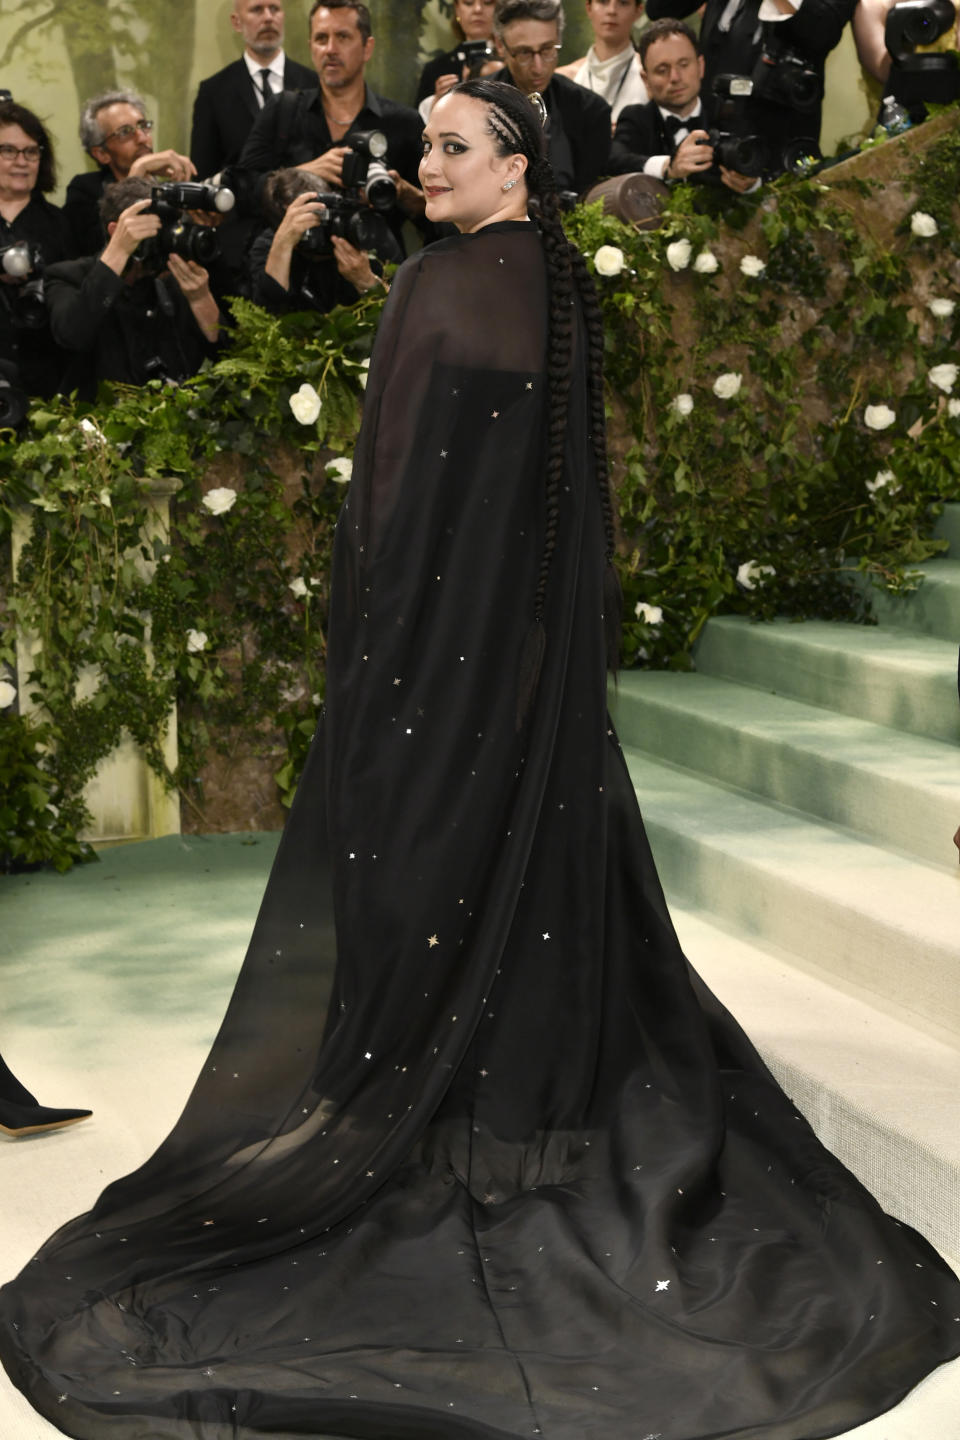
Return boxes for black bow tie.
[662,114,689,141]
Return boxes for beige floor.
[2,834,959,1439]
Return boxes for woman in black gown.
[1,79,959,1440]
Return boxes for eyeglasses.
[0,143,43,162]
[100,118,154,144]
[501,41,560,65]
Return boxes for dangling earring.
[502,178,518,191]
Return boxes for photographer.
[610,21,759,190]
[232,1,425,257]
[64,91,196,258]
[644,0,857,168]
[250,166,387,315]
[489,0,612,197]
[0,99,69,401]
[416,0,502,121]
[45,177,223,400]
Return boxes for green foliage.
[0,711,95,873]
[563,134,960,670]
[3,119,960,869]
[1,298,380,863]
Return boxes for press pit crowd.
[1,0,956,414]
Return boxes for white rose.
[948,398,960,417]
[910,211,938,237]
[326,457,353,483]
[186,629,208,653]
[670,393,694,418]
[693,250,719,275]
[0,679,17,708]
[634,602,664,625]
[666,238,692,272]
[713,371,743,400]
[736,560,776,590]
[928,297,955,319]
[740,254,766,278]
[864,404,896,431]
[99,488,112,508]
[594,244,625,277]
[311,692,322,706]
[79,416,106,445]
[289,382,322,425]
[202,486,237,515]
[865,469,900,496]
[929,362,958,393]
[289,576,308,598]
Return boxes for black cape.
[1,221,959,1440]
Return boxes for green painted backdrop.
[1,0,873,203]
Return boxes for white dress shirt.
[243,51,286,106]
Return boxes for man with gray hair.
[491,0,611,196]
[63,91,195,257]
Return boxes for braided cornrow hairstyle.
[451,79,621,726]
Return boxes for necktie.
[663,114,687,143]
[258,69,273,106]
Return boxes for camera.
[136,181,235,271]
[339,130,397,213]
[455,39,496,77]
[295,130,397,262]
[751,35,822,115]
[0,241,46,329]
[884,0,960,108]
[707,73,821,178]
[297,193,392,258]
[703,76,765,177]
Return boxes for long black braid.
[452,79,622,725]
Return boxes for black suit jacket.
[190,55,318,180]
[490,69,611,195]
[644,0,856,143]
[46,256,218,399]
[609,100,710,177]
[62,168,113,260]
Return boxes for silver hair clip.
[528,92,548,128]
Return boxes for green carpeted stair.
[610,504,960,1265]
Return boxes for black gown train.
[2,222,959,1440]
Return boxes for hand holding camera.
[301,145,350,188]
[329,234,380,293]
[101,197,163,274]
[666,131,714,179]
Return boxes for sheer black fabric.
[2,222,959,1440]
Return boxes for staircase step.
[934,500,960,555]
[611,671,960,868]
[671,907,960,1260]
[617,748,960,1042]
[692,616,960,747]
[855,558,960,641]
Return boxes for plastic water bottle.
[879,96,912,136]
